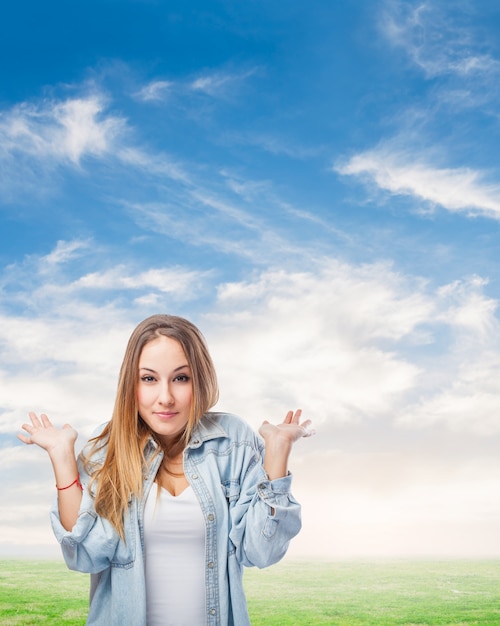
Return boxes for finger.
[284,411,294,424]
[40,413,52,428]
[258,420,272,438]
[20,423,33,434]
[17,433,33,445]
[28,411,42,427]
[292,409,302,423]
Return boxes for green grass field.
[1,559,499,625]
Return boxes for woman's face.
[137,335,193,445]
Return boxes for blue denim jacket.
[50,412,302,626]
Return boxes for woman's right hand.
[18,412,82,531]
[18,412,78,454]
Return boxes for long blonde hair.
[83,314,219,538]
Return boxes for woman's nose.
[158,382,174,405]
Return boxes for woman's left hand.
[259,409,315,446]
[259,409,314,481]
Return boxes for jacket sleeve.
[50,444,123,574]
[228,437,302,569]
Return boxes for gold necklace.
[162,460,184,478]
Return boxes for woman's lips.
[154,411,178,420]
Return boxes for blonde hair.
[83,314,219,538]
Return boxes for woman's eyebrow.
[139,365,189,373]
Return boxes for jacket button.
[209,609,216,615]
[208,561,214,568]
[191,474,198,480]
[207,513,215,522]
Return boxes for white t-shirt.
[144,483,206,626]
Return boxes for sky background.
[2,0,500,560]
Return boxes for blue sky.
[2,0,500,558]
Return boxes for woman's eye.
[174,375,190,383]
[140,375,156,383]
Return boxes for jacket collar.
[188,413,228,449]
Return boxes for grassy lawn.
[0,559,499,625]
[0,560,88,625]
[244,559,500,625]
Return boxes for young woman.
[18,314,313,626]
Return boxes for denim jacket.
[50,412,302,626]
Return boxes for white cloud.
[380,0,500,79]
[133,67,258,106]
[74,265,211,299]
[55,97,123,163]
[335,147,500,218]
[437,276,497,337]
[207,262,432,425]
[190,68,257,97]
[397,277,500,434]
[118,146,190,183]
[41,239,92,269]
[0,239,215,317]
[205,263,500,438]
[135,80,173,102]
[0,94,124,165]
[225,132,323,160]
[123,198,298,264]
[399,385,500,435]
[0,87,197,202]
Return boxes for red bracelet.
[56,476,83,491]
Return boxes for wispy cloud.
[1,240,213,315]
[209,261,430,424]
[117,146,191,183]
[189,67,258,97]
[134,67,258,104]
[397,276,500,435]
[0,92,127,201]
[40,239,92,270]
[134,80,173,102]
[335,146,500,218]
[73,265,211,299]
[0,95,124,165]
[207,263,500,437]
[123,199,276,261]
[380,0,500,79]
[222,131,324,160]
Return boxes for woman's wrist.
[263,439,292,480]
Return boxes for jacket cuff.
[256,472,294,513]
[49,492,98,545]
